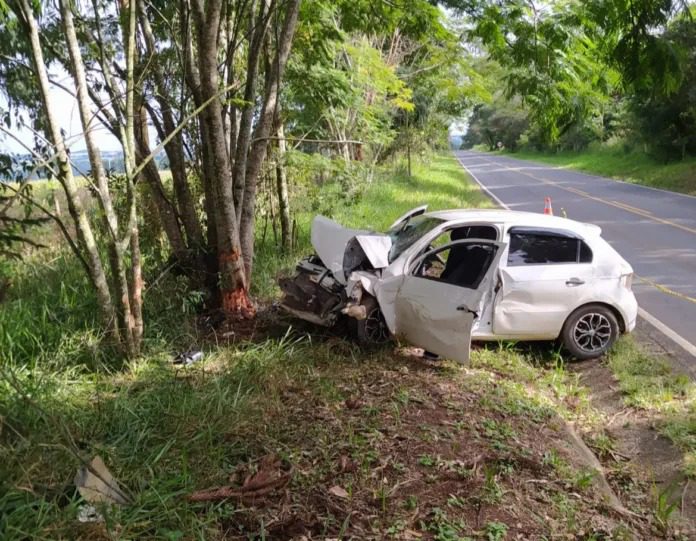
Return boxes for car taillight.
[620,273,633,291]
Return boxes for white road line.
[471,150,696,201]
[638,308,696,358]
[454,151,696,359]
[456,155,510,210]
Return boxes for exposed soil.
[180,336,669,539]
[570,358,696,535]
[180,308,696,539]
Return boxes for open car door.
[393,239,504,363]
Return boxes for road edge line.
[638,307,696,358]
[453,151,696,360]
[455,152,510,210]
[484,150,696,201]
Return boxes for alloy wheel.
[363,308,389,343]
[572,312,612,353]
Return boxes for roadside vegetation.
[458,3,696,195]
[495,147,696,196]
[2,154,693,539]
[2,0,695,539]
[606,339,696,479]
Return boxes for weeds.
[653,484,679,534]
[607,338,696,477]
[485,520,508,541]
[0,155,668,539]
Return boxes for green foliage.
[627,15,696,160]
[606,338,696,478]
[485,520,508,541]
[449,0,695,160]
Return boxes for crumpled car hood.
[311,216,391,283]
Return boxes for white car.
[279,206,638,361]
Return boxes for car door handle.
[565,277,585,286]
[457,305,479,318]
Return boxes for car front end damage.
[279,216,389,329]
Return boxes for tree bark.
[239,0,301,281]
[120,0,143,354]
[192,0,253,316]
[232,0,269,216]
[275,123,291,251]
[138,1,204,253]
[60,0,138,356]
[134,104,187,259]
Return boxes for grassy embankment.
[0,155,689,539]
[502,147,696,196]
[606,340,696,478]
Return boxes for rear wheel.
[354,296,390,345]
[561,304,619,360]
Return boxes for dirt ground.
[570,358,696,534]
[177,324,687,540]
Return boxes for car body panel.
[493,264,596,338]
[310,216,392,283]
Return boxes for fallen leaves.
[328,485,349,499]
[189,454,292,503]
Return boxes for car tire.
[353,295,391,345]
[561,304,619,360]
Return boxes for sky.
[0,67,125,155]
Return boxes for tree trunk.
[275,124,291,251]
[120,0,143,356]
[60,0,139,356]
[239,0,301,282]
[134,104,187,259]
[192,0,253,316]
[232,0,268,217]
[138,1,204,253]
[15,0,118,341]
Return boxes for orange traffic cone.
[543,197,553,215]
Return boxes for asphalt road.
[454,150,696,362]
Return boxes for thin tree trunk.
[121,0,143,354]
[275,124,291,251]
[232,0,268,217]
[60,0,138,356]
[134,104,187,258]
[192,0,253,316]
[15,0,118,341]
[138,1,204,252]
[239,0,301,282]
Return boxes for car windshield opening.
[387,216,444,263]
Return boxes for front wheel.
[561,304,619,360]
[354,296,390,345]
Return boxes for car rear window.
[507,229,593,266]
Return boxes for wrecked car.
[279,206,637,362]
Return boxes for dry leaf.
[328,485,349,499]
[74,456,129,505]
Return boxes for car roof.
[424,208,601,236]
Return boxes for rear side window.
[508,231,593,266]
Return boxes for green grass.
[251,153,491,300]
[606,338,696,477]
[501,146,696,195]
